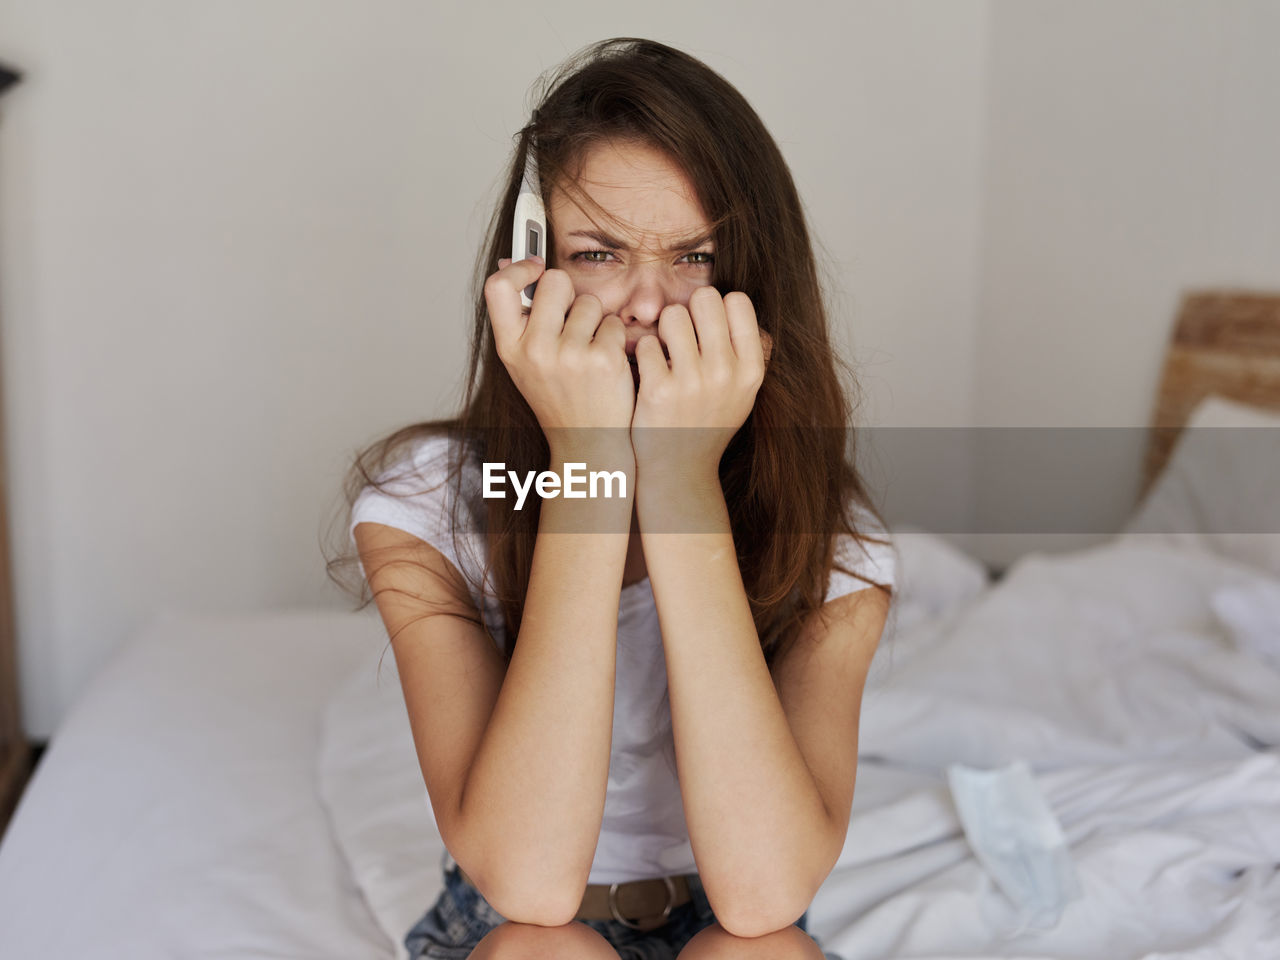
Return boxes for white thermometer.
[511,147,546,310]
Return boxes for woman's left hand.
[630,287,772,479]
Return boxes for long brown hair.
[324,38,894,669]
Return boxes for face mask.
[947,760,1082,933]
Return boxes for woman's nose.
[617,263,683,327]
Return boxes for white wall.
[0,2,990,737]
[968,0,1280,568]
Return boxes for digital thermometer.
[511,147,546,310]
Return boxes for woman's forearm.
[459,443,633,924]
[636,468,836,934]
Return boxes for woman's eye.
[684,251,715,266]
[570,249,613,265]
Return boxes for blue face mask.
[947,760,1083,933]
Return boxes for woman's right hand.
[485,257,636,449]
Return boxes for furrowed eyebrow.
[565,228,714,254]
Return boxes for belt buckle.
[608,876,677,931]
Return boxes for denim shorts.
[405,858,843,960]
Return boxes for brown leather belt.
[458,866,693,931]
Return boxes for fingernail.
[498,257,512,268]
[527,254,544,265]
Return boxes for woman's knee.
[676,921,826,959]
[467,919,621,960]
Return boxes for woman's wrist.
[533,439,636,536]
[548,431,636,475]
[634,460,725,534]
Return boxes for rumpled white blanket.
[809,536,1280,960]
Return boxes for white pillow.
[1124,394,1280,578]
[888,526,990,634]
[316,530,988,954]
[317,651,445,960]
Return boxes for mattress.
[0,606,397,959]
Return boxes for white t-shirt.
[349,431,897,885]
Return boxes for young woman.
[334,38,897,960]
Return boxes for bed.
[1,291,1277,959]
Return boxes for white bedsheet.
[809,536,1280,959]
[0,607,397,960]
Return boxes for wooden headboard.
[1140,290,1280,502]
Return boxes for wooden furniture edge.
[1139,289,1280,502]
